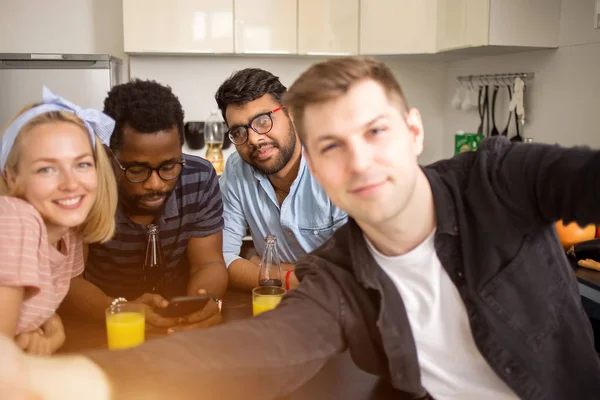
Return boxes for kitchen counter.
[576,264,600,305]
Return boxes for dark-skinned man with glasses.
[61,79,228,333]
[215,68,347,291]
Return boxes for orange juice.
[252,295,283,316]
[106,311,145,350]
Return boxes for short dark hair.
[103,79,185,152]
[215,68,287,123]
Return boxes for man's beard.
[119,187,174,217]
[248,122,297,175]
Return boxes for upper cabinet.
[298,0,359,55]
[122,0,562,56]
[437,0,561,52]
[436,0,489,51]
[123,0,234,53]
[234,0,297,54]
[360,0,438,55]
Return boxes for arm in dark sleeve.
[484,137,600,225]
[84,266,347,400]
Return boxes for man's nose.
[246,128,266,147]
[347,140,373,174]
[142,170,166,192]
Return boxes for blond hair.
[0,105,117,243]
[284,56,410,143]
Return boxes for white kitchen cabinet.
[436,0,488,51]
[298,0,359,55]
[123,0,234,53]
[360,0,438,55]
[437,0,561,52]
[0,0,125,57]
[234,0,297,54]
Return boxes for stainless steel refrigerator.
[0,53,124,128]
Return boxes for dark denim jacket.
[90,137,600,400]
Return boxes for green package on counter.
[454,132,484,154]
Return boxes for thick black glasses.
[226,106,286,146]
[115,159,186,183]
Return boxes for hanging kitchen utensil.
[509,77,525,125]
[490,85,500,136]
[500,84,513,137]
[483,84,491,137]
[476,86,485,135]
[461,79,478,112]
[451,82,464,110]
[478,84,490,136]
[510,108,523,142]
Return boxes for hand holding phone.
[154,295,210,318]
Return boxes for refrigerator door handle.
[0,59,107,69]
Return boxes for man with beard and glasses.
[215,68,347,291]
[61,79,228,333]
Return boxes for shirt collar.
[422,165,459,236]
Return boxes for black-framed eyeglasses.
[115,159,186,183]
[226,106,286,146]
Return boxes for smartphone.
[154,295,210,318]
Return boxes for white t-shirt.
[365,231,518,400]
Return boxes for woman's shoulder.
[0,196,43,224]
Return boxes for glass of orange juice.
[252,286,286,316]
[105,302,145,350]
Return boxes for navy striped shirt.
[84,154,224,300]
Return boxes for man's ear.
[405,108,425,157]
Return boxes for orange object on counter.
[554,220,596,250]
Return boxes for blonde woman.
[0,87,117,355]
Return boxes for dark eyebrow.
[228,110,272,130]
[315,114,388,143]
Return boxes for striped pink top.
[0,196,84,334]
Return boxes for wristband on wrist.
[110,297,127,308]
[285,270,293,291]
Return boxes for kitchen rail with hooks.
[456,72,534,88]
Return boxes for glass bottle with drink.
[204,110,224,175]
[144,224,165,294]
[258,235,283,287]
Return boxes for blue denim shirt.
[220,151,347,266]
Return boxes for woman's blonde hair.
[0,104,117,243]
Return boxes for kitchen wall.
[0,0,126,61]
[443,0,600,157]
[129,55,448,164]
[5,0,599,164]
